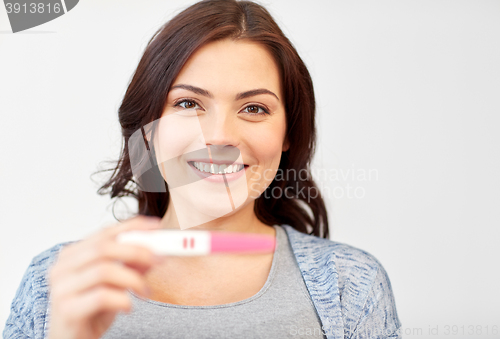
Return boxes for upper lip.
[187,158,247,166]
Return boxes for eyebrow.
[170,84,280,101]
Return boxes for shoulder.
[281,224,382,277]
[3,241,77,339]
[281,225,402,337]
[32,241,75,267]
[24,240,79,296]
[28,240,78,283]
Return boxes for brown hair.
[95,0,329,238]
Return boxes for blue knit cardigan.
[3,225,402,339]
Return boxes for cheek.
[152,115,205,163]
[256,138,282,164]
[250,122,286,165]
[245,128,284,200]
[244,121,286,180]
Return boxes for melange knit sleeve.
[3,242,74,339]
[349,263,402,339]
[3,258,36,338]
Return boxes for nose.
[200,109,239,148]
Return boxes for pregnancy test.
[116,230,276,256]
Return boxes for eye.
[242,104,270,116]
[174,99,202,110]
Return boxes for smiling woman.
[152,38,291,230]
[3,1,401,338]
[103,3,326,236]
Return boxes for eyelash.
[173,99,270,116]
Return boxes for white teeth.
[191,162,244,174]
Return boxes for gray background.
[1,1,499,337]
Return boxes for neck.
[160,197,274,235]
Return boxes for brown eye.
[176,99,200,110]
[247,105,259,113]
[242,105,269,115]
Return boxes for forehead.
[172,39,281,98]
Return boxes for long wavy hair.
[95,0,329,238]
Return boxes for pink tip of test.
[210,233,275,253]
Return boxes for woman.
[3,1,401,338]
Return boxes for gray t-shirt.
[101,225,326,338]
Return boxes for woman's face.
[151,38,288,229]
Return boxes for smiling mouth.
[188,161,247,175]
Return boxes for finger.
[52,241,159,278]
[82,215,161,246]
[52,215,160,263]
[123,262,153,276]
[52,262,150,300]
[60,286,132,321]
[92,311,119,338]
[99,215,162,241]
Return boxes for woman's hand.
[46,215,163,339]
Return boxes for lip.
[188,161,248,183]
[187,158,246,165]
